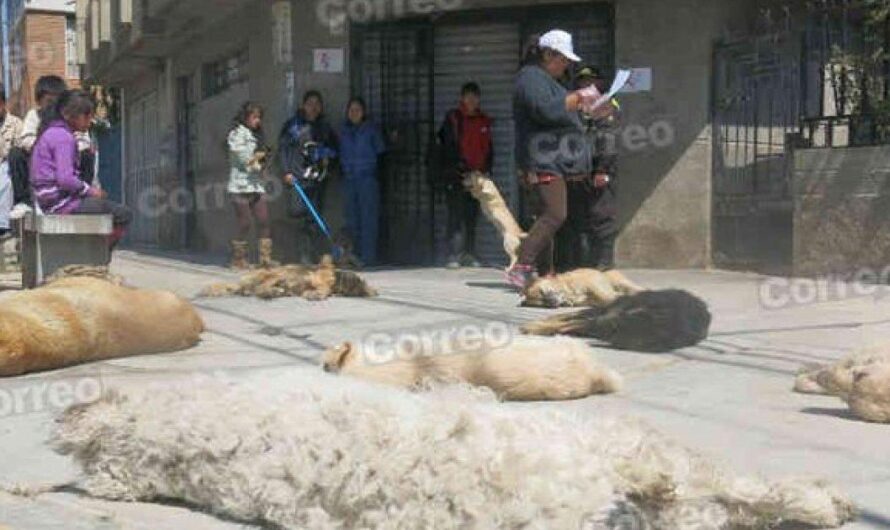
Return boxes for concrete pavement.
[1,249,889,529]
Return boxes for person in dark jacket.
[438,82,493,268]
[279,90,338,264]
[338,97,386,267]
[557,66,621,271]
[508,29,611,289]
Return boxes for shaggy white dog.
[53,371,855,529]
[794,346,890,423]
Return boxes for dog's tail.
[522,289,712,353]
[590,364,623,394]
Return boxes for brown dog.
[794,347,890,423]
[522,269,643,308]
[200,255,377,300]
[322,336,621,401]
[0,277,204,376]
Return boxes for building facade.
[78,0,770,268]
[1,0,80,115]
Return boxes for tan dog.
[322,336,621,401]
[462,171,526,270]
[200,255,377,300]
[522,268,643,308]
[0,277,204,376]
[795,347,890,423]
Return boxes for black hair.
[233,101,264,130]
[521,34,543,67]
[461,82,481,97]
[303,90,323,105]
[345,97,367,122]
[34,75,67,106]
[37,89,94,138]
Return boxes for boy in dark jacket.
[438,82,493,268]
[279,90,338,264]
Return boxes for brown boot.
[258,238,279,268]
[230,240,249,270]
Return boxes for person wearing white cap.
[507,29,601,290]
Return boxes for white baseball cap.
[538,30,581,62]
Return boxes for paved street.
[1,249,889,529]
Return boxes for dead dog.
[522,289,712,352]
[522,268,643,308]
[794,346,890,423]
[322,336,622,401]
[200,255,377,301]
[0,276,204,376]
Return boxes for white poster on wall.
[313,48,344,73]
[620,68,653,93]
[272,1,293,65]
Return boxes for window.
[201,48,248,99]
[65,15,79,79]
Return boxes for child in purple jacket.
[30,90,131,248]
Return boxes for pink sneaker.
[506,264,536,290]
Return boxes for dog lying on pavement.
[522,268,643,308]
[794,346,890,423]
[322,336,622,401]
[522,289,712,353]
[200,255,377,301]
[0,276,204,376]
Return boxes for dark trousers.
[73,197,133,226]
[8,147,30,205]
[288,178,329,264]
[556,180,618,272]
[344,177,380,265]
[73,197,133,251]
[445,184,479,258]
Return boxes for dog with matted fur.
[0,276,204,376]
[322,336,621,401]
[794,346,890,423]
[200,255,377,301]
[522,268,643,308]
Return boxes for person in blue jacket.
[338,97,386,266]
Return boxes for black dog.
[521,289,711,352]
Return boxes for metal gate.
[124,90,161,246]
[352,24,435,265]
[712,32,802,273]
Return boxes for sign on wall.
[621,68,652,93]
[313,48,344,73]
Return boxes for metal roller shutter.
[433,22,519,266]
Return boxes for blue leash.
[292,179,343,260]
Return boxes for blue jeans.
[343,177,380,265]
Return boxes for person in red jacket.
[437,82,493,268]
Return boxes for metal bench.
[21,212,113,288]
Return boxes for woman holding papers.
[508,29,613,289]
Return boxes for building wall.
[611,0,754,269]
[103,0,762,269]
[8,10,79,115]
[793,146,890,277]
